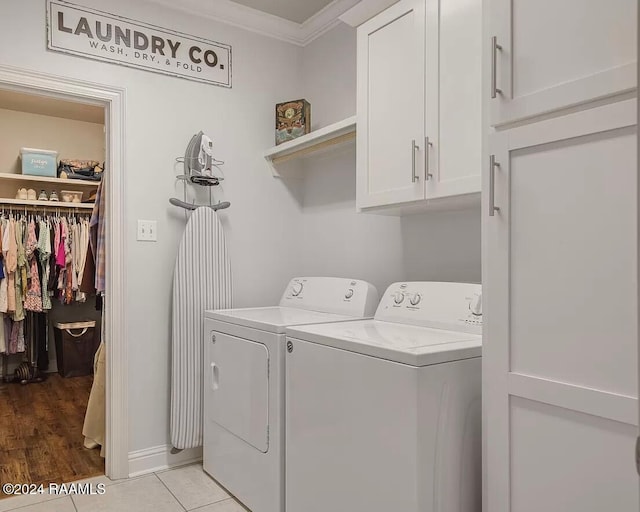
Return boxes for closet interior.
[0,89,106,489]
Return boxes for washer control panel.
[280,277,379,317]
[375,282,482,334]
[291,282,304,296]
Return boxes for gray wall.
[0,3,481,457]
[299,23,482,294]
[2,0,306,452]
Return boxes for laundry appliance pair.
[203,277,482,512]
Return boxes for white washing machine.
[203,277,379,512]
[285,281,483,512]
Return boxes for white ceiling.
[144,0,362,46]
[230,0,335,23]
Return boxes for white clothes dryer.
[203,277,379,512]
[285,281,483,512]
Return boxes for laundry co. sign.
[46,1,232,88]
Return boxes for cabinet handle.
[491,36,502,99]
[411,139,420,183]
[489,154,500,216]
[425,137,433,180]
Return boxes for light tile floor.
[0,464,248,512]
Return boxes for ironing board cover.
[171,207,232,449]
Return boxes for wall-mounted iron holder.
[175,174,223,187]
[170,172,230,212]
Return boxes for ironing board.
[171,207,232,450]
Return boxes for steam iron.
[170,131,230,212]
[183,131,219,186]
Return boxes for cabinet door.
[488,0,636,127]
[425,0,481,200]
[483,99,638,512]
[356,0,426,209]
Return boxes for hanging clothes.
[6,218,16,314]
[37,219,52,311]
[0,209,95,382]
[8,318,24,354]
[13,219,26,322]
[83,177,106,456]
[0,218,8,315]
[64,217,73,305]
[0,220,4,282]
[0,212,93,313]
[0,315,5,354]
[24,219,43,313]
[48,218,59,293]
[73,218,89,303]
[57,217,66,297]
[83,339,105,457]
[90,180,106,293]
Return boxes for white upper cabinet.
[488,0,637,127]
[425,0,482,200]
[356,0,426,210]
[356,0,481,212]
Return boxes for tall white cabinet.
[483,1,638,511]
[356,0,481,212]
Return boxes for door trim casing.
[0,64,128,479]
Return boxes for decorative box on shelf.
[276,99,310,145]
[20,148,58,177]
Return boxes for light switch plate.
[137,220,157,241]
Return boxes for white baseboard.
[128,444,203,477]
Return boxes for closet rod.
[0,204,92,214]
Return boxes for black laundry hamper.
[53,321,99,378]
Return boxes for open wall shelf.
[264,116,356,177]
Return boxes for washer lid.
[286,319,481,366]
[205,306,361,333]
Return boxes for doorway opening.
[0,65,127,485]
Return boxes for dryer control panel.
[375,282,482,334]
[280,277,379,318]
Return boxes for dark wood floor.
[0,373,104,495]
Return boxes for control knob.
[409,293,421,306]
[291,282,303,296]
[345,288,354,299]
[469,294,482,316]
[393,292,405,304]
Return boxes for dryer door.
[206,331,270,452]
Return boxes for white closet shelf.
[264,116,356,177]
[0,198,94,209]
[0,173,100,187]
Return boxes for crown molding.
[299,0,361,44]
[144,0,361,46]
[339,0,400,27]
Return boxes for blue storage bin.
[20,148,58,177]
